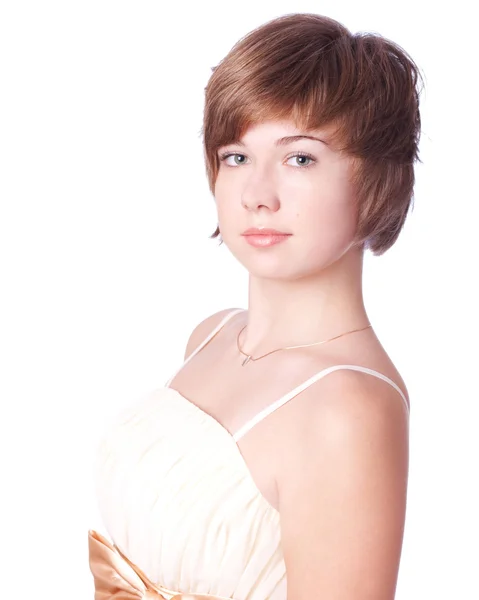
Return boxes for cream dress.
[90,308,409,599]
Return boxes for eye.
[218,152,248,167]
[217,151,317,169]
[285,152,316,168]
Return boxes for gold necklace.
[236,323,372,366]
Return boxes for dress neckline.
[163,386,281,515]
[165,384,239,440]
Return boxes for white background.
[1,1,477,598]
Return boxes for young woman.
[89,12,422,600]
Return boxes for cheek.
[296,182,358,253]
[213,174,239,220]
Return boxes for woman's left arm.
[278,371,410,600]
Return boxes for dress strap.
[233,364,409,442]
[165,308,245,387]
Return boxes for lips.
[242,230,292,248]
[242,228,291,236]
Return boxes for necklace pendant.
[242,355,252,366]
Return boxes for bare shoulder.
[277,368,410,600]
[184,307,243,360]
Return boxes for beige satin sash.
[88,529,233,600]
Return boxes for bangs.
[203,33,354,156]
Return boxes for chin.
[223,234,353,280]
[231,248,314,281]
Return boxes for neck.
[241,246,369,355]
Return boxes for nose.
[241,171,280,212]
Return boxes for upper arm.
[277,371,410,600]
[183,308,242,360]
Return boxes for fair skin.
[215,119,368,351]
[212,121,408,600]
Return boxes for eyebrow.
[229,134,329,149]
[275,135,329,147]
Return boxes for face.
[214,119,360,280]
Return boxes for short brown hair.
[201,13,424,256]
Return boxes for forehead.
[225,119,337,148]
